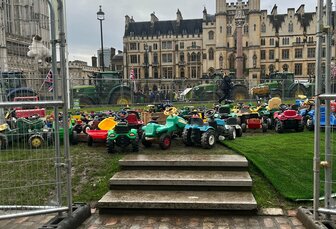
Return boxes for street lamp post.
[97,5,105,71]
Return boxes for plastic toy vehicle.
[182,110,235,149]
[213,103,242,137]
[141,107,187,150]
[125,110,144,135]
[86,117,117,146]
[306,106,336,131]
[106,110,139,153]
[274,104,304,133]
[13,96,46,118]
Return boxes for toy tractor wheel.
[275,120,284,133]
[295,121,304,132]
[87,135,93,146]
[107,140,115,154]
[141,133,152,148]
[236,127,243,137]
[0,133,8,150]
[132,138,139,152]
[70,131,79,145]
[73,125,82,134]
[159,134,171,150]
[28,134,44,149]
[262,123,268,133]
[46,131,54,146]
[228,127,236,140]
[182,129,193,146]
[266,118,272,129]
[201,130,216,149]
[83,125,91,134]
[241,123,247,133]
[306,118,314,131]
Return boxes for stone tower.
[215,0,227,70]
[235,0,245,79]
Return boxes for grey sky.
[65,0,316,64]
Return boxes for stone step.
[97,190,257,211]
[119,154,248,169]
[109,170,252,190]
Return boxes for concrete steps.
[97,154,257,212]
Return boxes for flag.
[45,69,53,83]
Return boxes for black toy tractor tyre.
[241,123,247,133]
[231,86,249,101]
[132,138,139,152]
[236,127,243,137]
[201,130,216,149]
[141,133,152,148]
[73,125,82,134]
[262,123,268,132]
[296,122,304,132]
[107,140,115,154]
[0,134,8,150]
[159,134,171,150]
[182,129,193,146]
[71,131,79,145]
[228,127,236,140]
[83,125,91,134]
[306,118,314,131]
[275,120,284,133]
[28,134,44,149]
[87,136,93,146]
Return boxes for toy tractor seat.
[190,118,204,126]
[283,110,298,118]
[226,117,238,125]
[208,120,217,130]
[268,97,282,110]
[127,113,139,125]
[114,122,130,134]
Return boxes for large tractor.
[71,71,135,106]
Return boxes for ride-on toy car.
[182,110,236,149]
[141,107,187,150]
[86,117,117,146]
[274,104,304,133]
[106,110,139,153]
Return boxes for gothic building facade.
[0,0,50,76]
[123,0,335,92]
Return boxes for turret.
[176,9,183,24]
[271,4,278,16]
[216,0,227,15]
[249,0,260,12]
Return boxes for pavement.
[0,208,307,229]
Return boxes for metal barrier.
[0,0,72,220]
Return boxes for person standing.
[218,73,233,103]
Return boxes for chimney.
[92,56,97,67]
[176,9,183,24]
[125,15,131,29]
[118,50,122,54]
[271,4,277,15]
[296,4,305,15]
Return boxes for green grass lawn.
[223,131,336,201]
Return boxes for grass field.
[223,131,336,201]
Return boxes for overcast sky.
[65,0,316,64]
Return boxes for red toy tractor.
[274,104,304,133]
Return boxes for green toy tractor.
[141,107,187,150]
[106,110,139,153]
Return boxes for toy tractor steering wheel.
[116,110,129,120]
[279,104,288,111]
[164,107,178,116]
[205,109,216,118]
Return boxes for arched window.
[208,48,214,60]
[219,55,224,69]
[191,52,197,62]
[288,22,294,32]
[269,64,275,74]
[208,31,214,40]
[261,23,266,33]
[197,52,201,62]
[244,24,249,34]
[296,37,301,43]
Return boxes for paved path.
[0,208,306,229]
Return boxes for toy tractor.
[106,110,139,153]
[274,104,304,133]
[214,102,242,137]
[141,107,187,150]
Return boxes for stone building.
[0,0,50,78]
[123,0,335,93]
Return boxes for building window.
[295,48,303,58]
[269,64,275,73]
[227,26,232,35]
[191,67,198,78]
[208,31,214,40]
[153,43,158,50]
[296,37,301,43]
[308,36,314,43]
[307,63,315,75]
[130,43,137,50]
[261,38,265,46]
[307,48,315,58]
[244,25,249,34]
[162,41,172,49]
[180,52,184,63]
[282,49,290,59]
[283,64,289,72]
[130,55,138,64]
[208,48,214,60]
[180,68,185,78]
[254,24,257,31]
[162,53,173,63]
[153,52,158,64]
[294,63,303,75]
[282,37,289,45]
[192,42,196,48]
[322,48,326,58]
[260,50,266,60]
[180,42,184,49]
[270,38,275,46]
[269,50,275,60]
[261,23,266,33]
[153,68,159,79]
[220,26,223,33]
[288,22,294,33]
